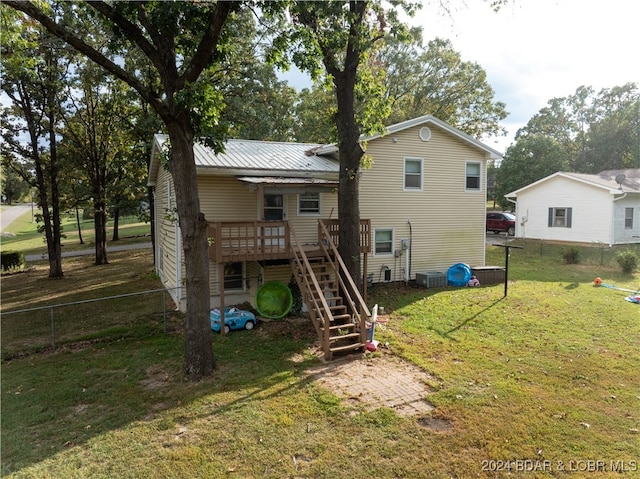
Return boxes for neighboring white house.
[148,115,503,310]
[505,169,640,245]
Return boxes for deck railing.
[207,221,290,262]
[208,219,371,263]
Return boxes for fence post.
[163,290,167,332]
[51,305,56,350]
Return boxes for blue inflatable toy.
[447,263,472,287]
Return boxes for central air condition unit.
[415,271,447,288]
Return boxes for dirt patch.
[417,416,454,432]
[305,352,436,417]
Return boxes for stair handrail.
[317,220,371,326]
[289,225,335,351]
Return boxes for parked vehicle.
[486,211,516,235]
[210,307,256,334]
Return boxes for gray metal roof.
[155,135,339,174]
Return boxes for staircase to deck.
[290,220,371,360]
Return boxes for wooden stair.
[290,221,370,360]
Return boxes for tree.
[501,83,640,198]
[271,0,417,288]
[1,8,67,278]
[218,11,298,142]
[380,37,508,139]
[494,135,570,209]
[5,0,239,378]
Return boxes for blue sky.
[280,0,640,154]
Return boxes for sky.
[280,0,640,154]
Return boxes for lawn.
[1,239,639,478]
[0,207,151,257]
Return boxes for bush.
[1,251,25,272]
[562,247,580,264]
[615,249,639,274]
[288,275,303,316]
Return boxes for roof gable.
[505,168,640,197]
[314,115,503,160]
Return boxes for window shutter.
[566,208,572,228]
[548,208,553,227]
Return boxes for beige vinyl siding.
[286,190,338,243]
[198,176,258,221]
[154,166,181,296]
[361,123,488,280]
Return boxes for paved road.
[25,242,153,262]
[0,204,34,231]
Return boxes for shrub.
[1,251,25,272]
[615,249,639,274]
[562,247,580,264]
[288,275,303,316]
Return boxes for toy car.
[210,307,256,334]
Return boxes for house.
[148,115,502,358]
[504,169,640,245]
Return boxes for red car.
[486,212,516,236]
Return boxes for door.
[263,194,285,247]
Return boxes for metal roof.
[154,135,339,174]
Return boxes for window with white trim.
[548,207,572,228]
[404,158,423,190]
[465,161,481,190]
[374,229,393,255]
[224,262,244,290]
[298,192,320,215]
[625,207,634,229]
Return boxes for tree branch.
[4,1,162,112]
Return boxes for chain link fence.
[1,288,181,359]
[506,239,640,267]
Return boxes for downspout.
[407,219,412,281]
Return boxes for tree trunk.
[334,71,363,291]
[43,74,63,279]
[112,206,120,241]
[94,196,109,265]
[75,204,84,244]
[165,118,215,379]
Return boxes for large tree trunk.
[44,79,63,279]
[334,71,363,291]
[165,118,215,378]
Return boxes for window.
[548,207,572,228]
[465,162,481,190]
[404,158,423,190]
[625,208,634,229]
[298,192,320,215]
[224,262,243,290]
[374,229,393,255]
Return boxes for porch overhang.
[238,176,338,194]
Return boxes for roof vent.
[419,127,432,142]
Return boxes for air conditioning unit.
[415,271,447,288]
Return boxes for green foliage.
[615,249,639,274]
[0,250,25,272]
[562,246,580,265]
[288,275,303,316]
[381,37,508,139]
[496,84,639,208]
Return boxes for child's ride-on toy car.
[210,307,256,334]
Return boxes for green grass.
[0,207,150,257]
[1,232,639,477]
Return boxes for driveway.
[0,204,34,232]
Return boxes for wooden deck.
[207,219,371,263]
